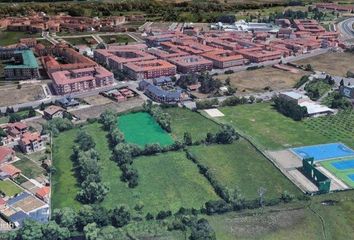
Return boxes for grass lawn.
[52,128,81,210]
[0,31,39,46]
[218,103,331,150]
[101,34,135,44]
[208,191,354,240]
[0,180,22,197]
[12,157,45,179]
[188,139,301,200]
[131,151,219,213]
[320,159,354,188]
[118,112,174,146]
[65,37,97,46]
[163,107,221,142]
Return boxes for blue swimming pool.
[332,159,354,170]
[291,143,354,161]
[348,174,354,182]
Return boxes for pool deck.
[316,166,350,190]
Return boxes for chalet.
[43,105,66,120]
[0,147,15,165]
[19,132,45,154]
[0,164,21,179]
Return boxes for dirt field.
[294,52,354,77]
[216,67,308,94]
[0,83,45,107]
[82,95,113,106]
[72,97,144,121]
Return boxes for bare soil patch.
[0,83,44,107]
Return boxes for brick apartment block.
[167,55,213,73]
[123,59,176,80]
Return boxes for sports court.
[118,112,174,146]
[320,158,354,188]
[291,143,354,161]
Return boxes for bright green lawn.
[320,159,354,188]
[13,157,45,179]
[188,139,301,200]
[52,128,81,210]
[219,103,331,150]
[118,112,174,146]
[0,180,22,197]
[164,107,221,142]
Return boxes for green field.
[219,103,331,150]
[130,151,219,213]
[164,107,221,142]
[101,34,135,44]
[321,159,354,188]
[188,139,301,200]
[13,157,45,179]
[0,180,22,197]
[118,112,174,146]
[0,31,39,46]
[52,128,81,210]
[65,37,97,46]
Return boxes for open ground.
[101,34,135,44]
[215,67,308,94]
[0,30,40,46]
[188,139,301,200]
[0,83,45,107]
[294,52,354,76]
[0,180,22,197]
[52,122,219,213]
[218,103,332,150]
[163,107,221,142]
[118,112,174,146]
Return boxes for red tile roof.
[35,186,50,199]
[0,164,21,177]
[0,147,14,164]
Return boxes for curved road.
[337,17,354,40]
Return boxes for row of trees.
[72,130,109,204]
[273,96,307,121]
[42,118,74,137]
[143,101,171,132]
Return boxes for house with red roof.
[35,186,50,202]
[18,132,45,154]
[0,164,21,179]
[0,147,15,165]
[0,122,28,146]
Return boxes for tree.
[215,125,238,144]
[84,223,99,240]
[111,205,131,228]
[8,113,22,123]
[190,218,216,240]
[184,132,192,146]
[109,127,125,146]
[99,109,116,130]
[305,64,313,72]
[113,143,133,165]
[17,220,43,240]
[41,221,70,240]
[75,129,95,151]
[28,107,36,118]
[52,207,78,230]
[77,181,109,204]
[40,102,45,111]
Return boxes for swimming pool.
[291,143,354,161]
[332,159,354,170]
[348,174,354,182]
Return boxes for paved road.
[337,17,354,40]
[0,81,140,113]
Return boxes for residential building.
[0,147,15,165]
[43,105,66,119]
[167,55,213,73]
[340,85,354,99]
[51,67,114,95]
[201,50,247,68]
[3,50,39,80]
[35,187,50,203]
[19,132,45,153]
[0,164,21,179]
[123,59,176,80]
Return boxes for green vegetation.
[219,103,330,150]
[304,110,354,148]
[101,34,135,44]
[164,107,221,142]
[118,112,174,146]
[188,139,301,200]
[304,78,333,100]
[52,128,81,210]
[321,159,354,188]
[130,151,219,214]
[65,37,96,46]
[13,156,45,179]
[0,180,22,197]
[0,30,39,46]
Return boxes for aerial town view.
[0,0,353,239]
